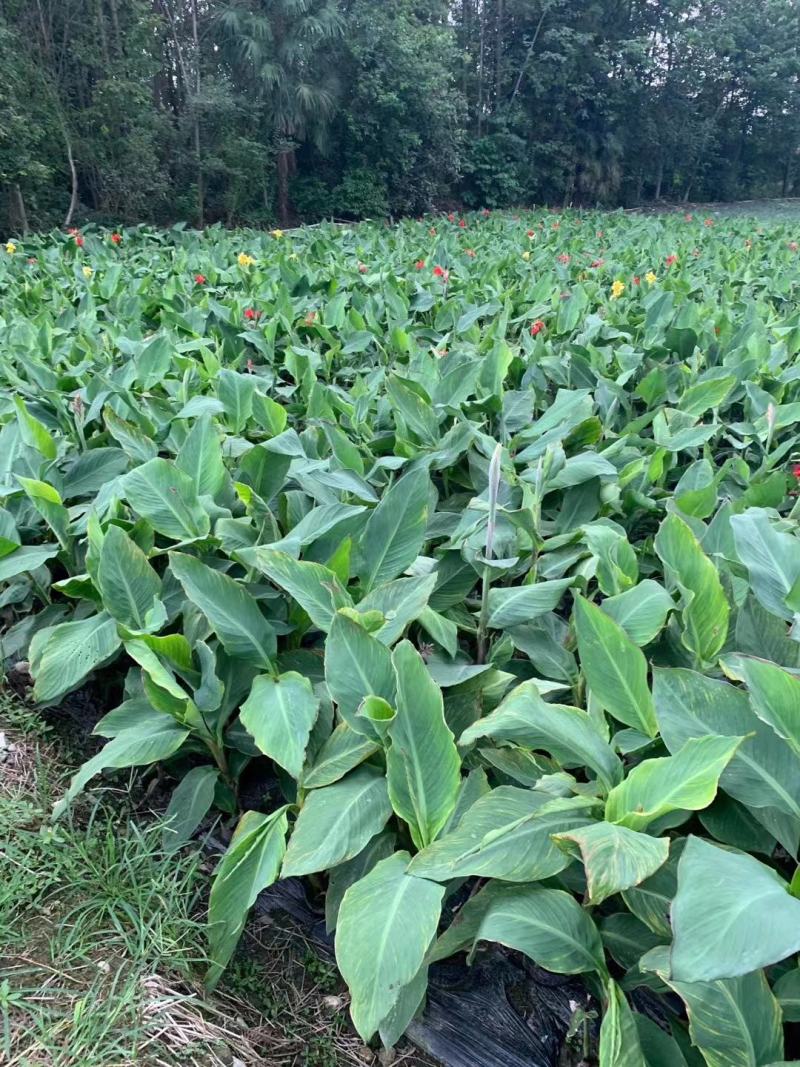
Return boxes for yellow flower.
[5,241,16,254]
[521,250,531,261]
[288,252,299,261]
[238,252,255,267]
[645,271,657,284]
[610,279,625,299]
[82,265,93,278]
[270,229,284,239]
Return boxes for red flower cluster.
[304,311,317,325]
[527,229,535,238]
[27,257,37,265]
[465,248,476,258]
[793,463,800,479]
[590,258,604,269]
[596,230,604,238]
[111,233,122,245]
[433,265,447,278]
[75,234,84,247]
[684,213,693,222]
[666,254,678,266]
[704,217,714,227]
[244,308,261,320]
[789,242,799,252]
[358,262,368,273]
[458,218,467,228]
[551,221,560,230]
[415,259,426,270]
[447,212,456,223]
[482,208,491,218]
[557,253,570,264]
[530,320,545,336]
[633,276,641,285]
[429,227,437,237]
[194,273,206,284]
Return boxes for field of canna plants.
[2,210,800,1064]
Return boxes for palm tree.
[217,0,343,226]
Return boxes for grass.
[0,687,422,1067]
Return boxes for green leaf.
[162,765,219,853]
[654,513,728,665]
[325,613,396,735]
[243,548,353,632]
[357,468,430,591]
[670,836,800,982]
[281,766,393,877]
[240,671,320,780]
[774,968,800,1022]
[598,980,647,1067]
[605,735,742,831]
[169,552,275,670]
[473,883,606,975]
[0,543,59,584]
[459,680,622,792]
[731,508,800,621]
[54,718,189,818]
[386,641,460,848]
[31,613,122,704]
[302,723,380,789]
[600,580,674,647]
[14,396,56,459]
[408,788,597,882]
[97,524,163,632]
[175,413,228,499]
[721,654,800,758]
[207,808,288,984]
[487,578,573,629]
[358,573,437,646]
[654,669,800,825]
[325,832,396,933]
[123,458,210,541]
[574,594,658,737]
[553,822,670,904]
[335,851,443,1042]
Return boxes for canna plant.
[2,211,800,1061]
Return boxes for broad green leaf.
[721,654,800,758]
[123,458,210,541]
[654,669,800,825]
[325,612,396,734]
[358,468,430,591]
[240,671,320,779]
[335,851,443,1042]
[553,822,670,904]
[31,612,122,704]
[207,808,288,984]
[408,788,597,882]
[459,680,622,792]
[281,766,392,877]
[97,524,162,631]
[358,573,437,646]
[14,396,56,459]
[731,508,800,621]
[54,718,189,818]
[242,548,353,632]
[473,883,606,975]
[605,735,742,831]
[302,723,379,789]
[175,413,227,499]
[574,595,658,737]
[598,980,646,1067]
[169,552,275,670]
[600,580,674,647]
[654,513,728,665]
[487,578,573,629]
[670,836,800,982]
[325,832,396,933]
[0,543,58,584]
[162,765,219,853]
[386,641,460,848]
[774,968,800,1022]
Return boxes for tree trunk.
[63,133,79,227]
[654,156,663,200]
[191,0,204,227]
[277,151,290,227]
[10,183,29,234]
[477,0,486,136]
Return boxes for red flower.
[194,273,206,284]
[358,262,368,273]
[465,248,476,258]
[665,254,678,267]
[433,265,450,282]
[244,307,261,320]
[75,234,84,247]
[447,212,456,223]
[530,320,545,336]
[458,218,467,228]
[793,464,800,479]
[704,217,714,227]
[789,242,799,252]
[27,257,37,265]
[527,229,535,238]
[246,358,255,373]
[557,253,570,264]
[684,213,693,222]
[110,233,122,244]
[67,227,79,236]
[551,221,560,230]
[482,208,490,218]
[415,259,426,270]
[590,258,604,268]
[633,276,640,285]
[304,310,316,325]
[429,227,437,236]
[596,230,604,238]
